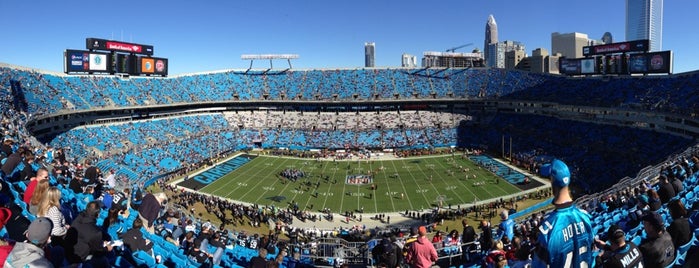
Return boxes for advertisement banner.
[86,38,154,55]
[141,58,155,73]
[89,53,108,71]
[154,58,168,75]
[65,50,89,72]
[559,58,581,75]
[646,51,673,74]
[628,54,647,73]
[583,39,649,56]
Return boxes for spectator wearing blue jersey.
[532,159,593,268]
[498,210,515,242]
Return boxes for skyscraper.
[484,14,498,67]
[626,0,663,51]
[365,42,375,67]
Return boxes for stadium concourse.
[2,63,699,267]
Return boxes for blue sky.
[1,0,697,75]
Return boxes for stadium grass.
[197,154,522,214]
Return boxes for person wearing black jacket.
[667,199,692,249]
[138,192,167,233]
[83,161,100,184]
[249,248,268,268]
[0,139,13,157]
[18,154,35,181]
[120,218,153,254]
[70,201,114,267]
[656,175,676,204]
[461,219,476,263]
[68,175,84,194]
[479,220,493,254]
[1,149,23,180]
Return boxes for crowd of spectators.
[8,65,699,119]
[458,113,694,193]
[0,66,552,115]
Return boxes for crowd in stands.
[6,65,699,119]
[458,113,694,193]
[502,72,699,116]
[1,66,554,115]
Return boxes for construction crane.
[446,43,473,52]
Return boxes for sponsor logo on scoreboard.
[106,41,143,53]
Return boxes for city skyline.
[1,0,698,75]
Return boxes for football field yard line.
[402,159,433,207]
[203,157,271,197]
[378,164,397,211]
[459,162,498,199]
[418,158,464,205]
[369,161,378,213]
[319,162,339,211]
[389,160,414,210]
[216,158,273,199]
[246,157,289,203]
[239,157,291,201]
[301,162,323,213]
[339,167,347,212]
[433,157,482,203]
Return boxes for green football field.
[197,155,522,213]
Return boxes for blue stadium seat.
[132,250,156,267]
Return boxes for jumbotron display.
[63,38,167,76]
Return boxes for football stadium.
[3,56,699,266]
[3,3,699,268]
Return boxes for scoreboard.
[561,39,672,75]
[64,50,111,73]
[64,38,167,76]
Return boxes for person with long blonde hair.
[28,179,49,215]
[37,187,70,237]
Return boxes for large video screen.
[559,58,581,75]
[115,54,134,74]
[628,51,673,74]
[153,58,168,75]
[64,50,111,73]
[580,58,596,74]
[136,57,168,76]
[89,53,108,71]
[628,54,648,73]
[140,58,155,73]
[64,50,90,72]
[646,51,673,74]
